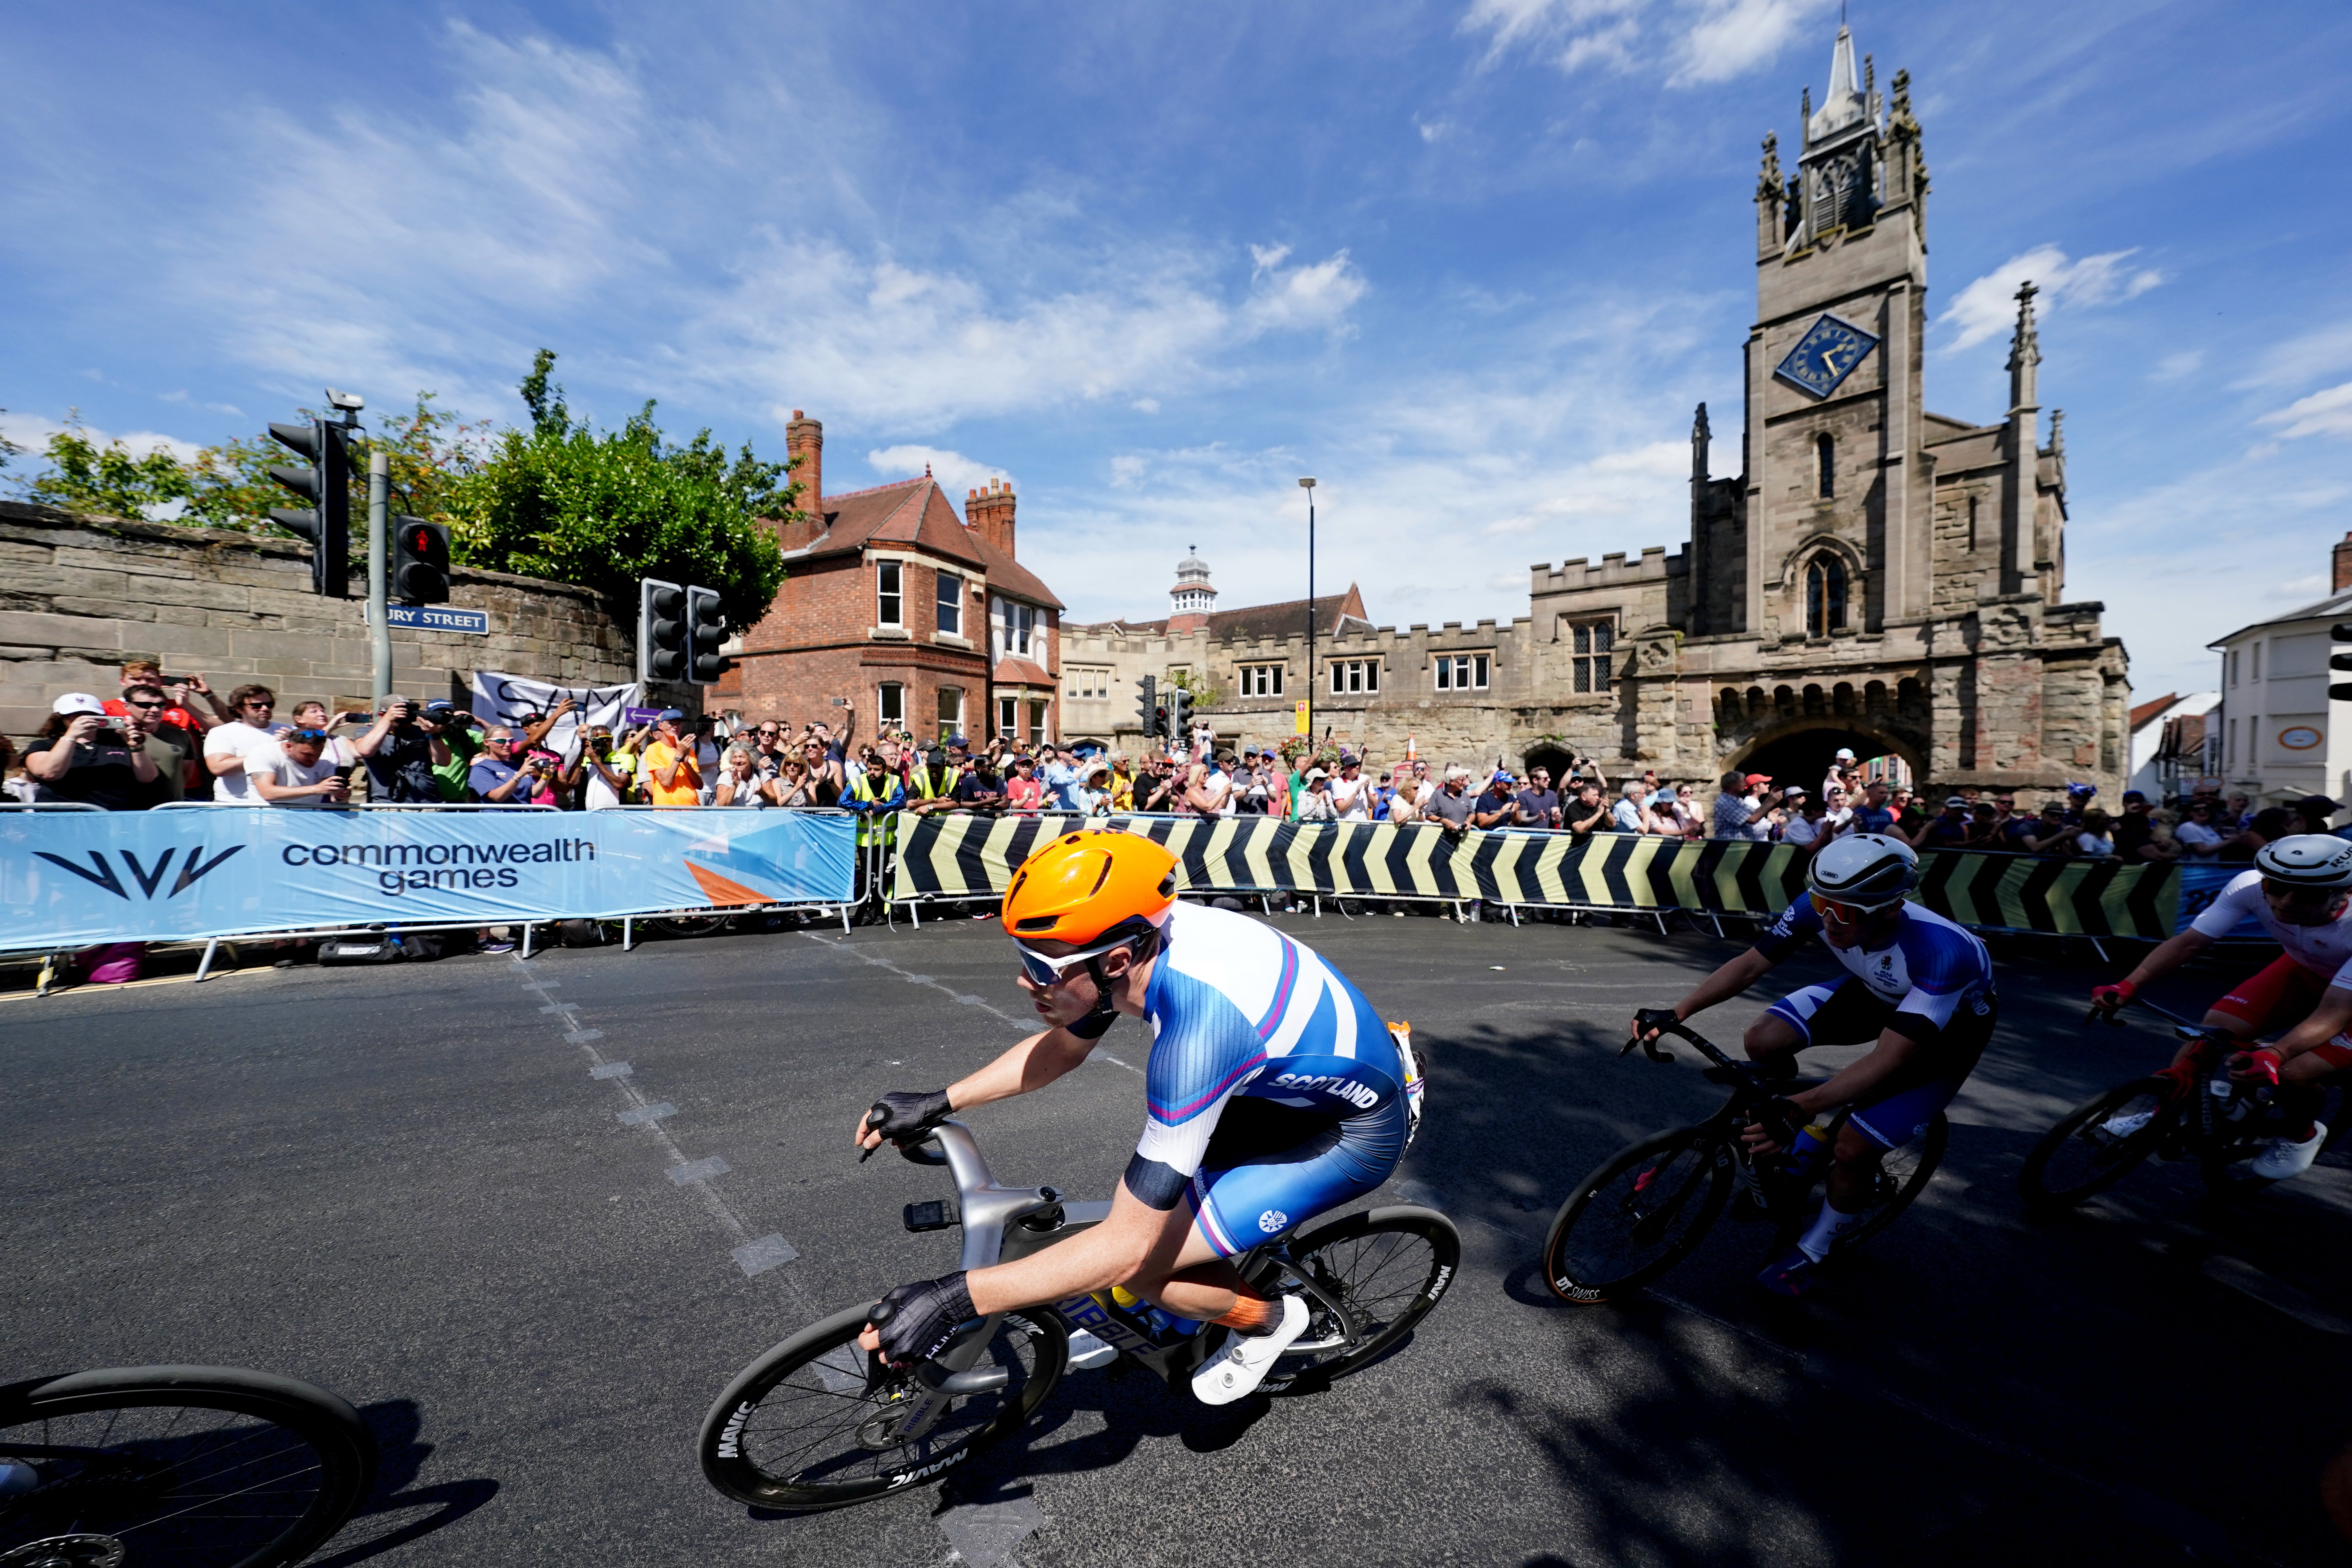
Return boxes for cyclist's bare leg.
[1125,1220,1247,1321]
[1823,1120,1887,1212]
[1742,1011,1807,1081]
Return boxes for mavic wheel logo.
[33,844,245,902]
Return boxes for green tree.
[448,350,795,629]
[19,416,196,520]
[185,392,487,534]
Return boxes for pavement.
[5,909,2352,1566]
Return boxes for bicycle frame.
[877,1120,1360,1442]
[1625,1018,1851,1217]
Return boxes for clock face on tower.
[1773,313,1880,399]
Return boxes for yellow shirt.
[644,740,702,806]
[1110,771,1135,811]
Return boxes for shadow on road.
[307,1399,499,1568]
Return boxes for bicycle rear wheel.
[1840,1111,1948,1250]
[699,1304,1065,1512]
[644,913,730,939]
[1255,1205,1460,1394]
[2019,1078,2173,1209]
[1543,1126,1733,1304]
[0,1365,376,1568]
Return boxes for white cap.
[1834,747,1857,760]
[1304,767,1328,782]
[51,692,106,717]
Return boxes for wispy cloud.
[864,445,1013,494]
[1460,0,1831,86]
[2260,382,2352,441]
[1936,245,2164,353]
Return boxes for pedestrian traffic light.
[1166,683,1194,743]
[391,515,451,604]
[639,578,686,684]
[1136,674,1158,738]
[266,418,352,597]
[686,585,730,685]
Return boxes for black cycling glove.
[869,1270,975,1366]
[867,1089,952,1142]
[1749,1096,1804,1151]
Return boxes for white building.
[2209,537,2352,815]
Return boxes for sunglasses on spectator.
[125,699,165,710]
[241,699,274,710]
[1013,935,1135,988]
[287,728,328,742]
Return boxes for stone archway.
[1522,741,1575,783]
[1724,718,1925,794]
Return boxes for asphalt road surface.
[7,909,2352,1567]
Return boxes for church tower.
[1741,24,1930,644]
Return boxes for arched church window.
[1805,554,1847,637]
[1816,434,1835,499]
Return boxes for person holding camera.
[354,695,450,803]
[246,725,352,807]
[467,726,543,805]
[24,693,162,810]
[565,724,631,809]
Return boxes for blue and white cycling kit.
[1752,897,1997,1148]
[1123,902,1410,1256]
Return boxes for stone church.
[1063,23,2128,799]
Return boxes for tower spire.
[2007,280,2041,412]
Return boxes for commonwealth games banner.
[0,808,857,948]
[886,813,2180,938]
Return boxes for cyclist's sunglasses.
[1013,934,1134,988]
[1810,889,1901,927]
[2261,879,2346,908]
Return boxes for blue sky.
[5,1,2349,699]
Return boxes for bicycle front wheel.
[1840,1111,1948,1250]
[1543,1126,1734,1304]
[0,1364,376,1568]
[1257,1205,1461,1394]
[699,1304,1065,1512]
[2019,1078,2172,1209]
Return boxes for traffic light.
[640,578,686,684]
[686,585,730,685]
[1136,674,1158,738]
[391,515,451,604]
[2331,624,2352,701]
[1166,682,1194,743]
[266,418,352,597]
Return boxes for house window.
[1029,700,1049,748]
[936,686,962,740]
[1064,666,1111,700]
[2229,650,2239,686]
[1433,654,1489,692]
[1568,619,1614,694]
[2252,642,2262,682]
[996,695,1018,739]
[879,682,904,727]
[1804,554,1848,636]
[877,561,903,627]
[1816,433,1835,499]
[994,597,1036,659]
[936,573,961,637]
[1239,664,1284,697]
[1328,659,1381,695]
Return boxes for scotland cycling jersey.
[1754,896,1996,1046]
[1752,897,1998,1150]
[1123,902,1410,1256]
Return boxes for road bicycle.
[2019,1023,2344,1207]
[1541,1011,1945,1303]
[698,1118,1460,1512]
[0,1364,376,1568]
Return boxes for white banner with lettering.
[468,671,641,750]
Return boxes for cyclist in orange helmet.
[853,828,1421,1404]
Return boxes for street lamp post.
[1299,477,1317,754]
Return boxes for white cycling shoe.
[2250,1122,2327,1181]
[1191,1296,1308,1405]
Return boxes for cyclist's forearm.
[2122,929,2211,990]
[1674,950,1772,1020]
[965,1185,1186,1315]
[2271,985,2352,1062]
[1789,1031,1922,1116]
[946,1029,1093,1107]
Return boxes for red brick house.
[713,412,1067,748]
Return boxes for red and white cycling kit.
[2192,870,2352,1067]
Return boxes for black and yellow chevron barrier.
[884,813,2180,939]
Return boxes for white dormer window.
[992,595,1035,659]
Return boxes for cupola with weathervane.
[1167,545,1218,634]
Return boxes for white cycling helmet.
[2253,833,2352,890]
[1807,832,1919,907]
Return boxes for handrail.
[0,800,107,812]
[151,800,561,811]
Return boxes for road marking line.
[670,1156,731,1184]
[802,933,1141,1072]
[513,962,806,1291]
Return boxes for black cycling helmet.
[1807,833,1919,908]
[2253,833,2352,891]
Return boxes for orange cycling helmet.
[1001,829,1179,946]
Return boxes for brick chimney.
[965,477,1015,557]
[2334,530,2352,593]
[787,410,822,520]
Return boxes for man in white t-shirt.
[202,684,283,802]
[1330,755,1372,821]
[246,726,351,807]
